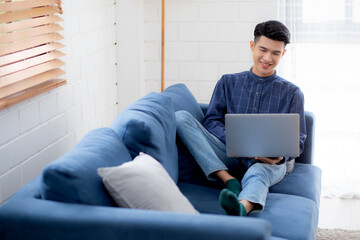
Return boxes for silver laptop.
[225,114,300,158]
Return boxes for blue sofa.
[0,83,321,240]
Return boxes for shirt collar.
[249,68,277,82]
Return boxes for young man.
[175,20,306,216]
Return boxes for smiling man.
[250,23,288,77]
[175,20,306,216]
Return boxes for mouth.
[260,61,272,69]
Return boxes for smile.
[260,61,272,68]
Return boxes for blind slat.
[0,6,58,24]
[0,33,64,56]
[1,0,56,13]
[0,42,65,66]
[0,23,63,44]
[0,59,65,88]
[0,0,65,109]
[0,15,63,34]
[0,79,66,110]
[0,69,65,99]
[0,51,65,77]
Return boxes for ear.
[250,41,255,52]
[281,49,287,57]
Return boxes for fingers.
[254,157,283,164]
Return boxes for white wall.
[144,0,279,102]
[117,0,145,111]
[0,0,280,204]
[0,0,119,204]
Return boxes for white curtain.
[279,0,360,199]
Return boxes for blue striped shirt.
[202,70,306,155]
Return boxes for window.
[282,0,360,44]
[0,0,66,110]
[280,0,360,198]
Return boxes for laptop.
[225,113,300,158]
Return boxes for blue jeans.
[175,110,286,210]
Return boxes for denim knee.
[242,162,286,187]
[243,163,270,184]
[175,110,195,128]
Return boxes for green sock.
[225,179,242,196]
[219,189,247,216]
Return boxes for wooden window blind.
[0,0,66,110]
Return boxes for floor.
[318,197,360,230]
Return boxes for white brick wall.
[0,0,118,204]
[0,0,280,205]
[144,0,279,102]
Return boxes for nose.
[263,52,271,62]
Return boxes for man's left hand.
[253,157,284,165]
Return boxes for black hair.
[254,20,290,46]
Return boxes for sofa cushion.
[162,83,204,122]
[178,182,225,214]
[269,163,322,206]
[111,92,178,182]
[40,128,132,206]
[98,152,198,214]
[250,193,319,240]
[179,182,318,240]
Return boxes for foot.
[225,178,242,196]
[219,189,247,216]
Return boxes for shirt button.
[254,107,257,111]
[256,92,259,95]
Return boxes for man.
[175,20,306,216]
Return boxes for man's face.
[250,36,286,77]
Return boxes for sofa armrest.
[1,200,272,240]
[0,180,271,240]
[295,111,315,164]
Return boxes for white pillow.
[97,152,198,214]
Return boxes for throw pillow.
[162,84,210,185]
[97,152,199,214]
[40,128,132,206]
[162,83,204,122]
[111,92,178,182]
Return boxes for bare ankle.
[215,170,235,184]
[239,200,255,213]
